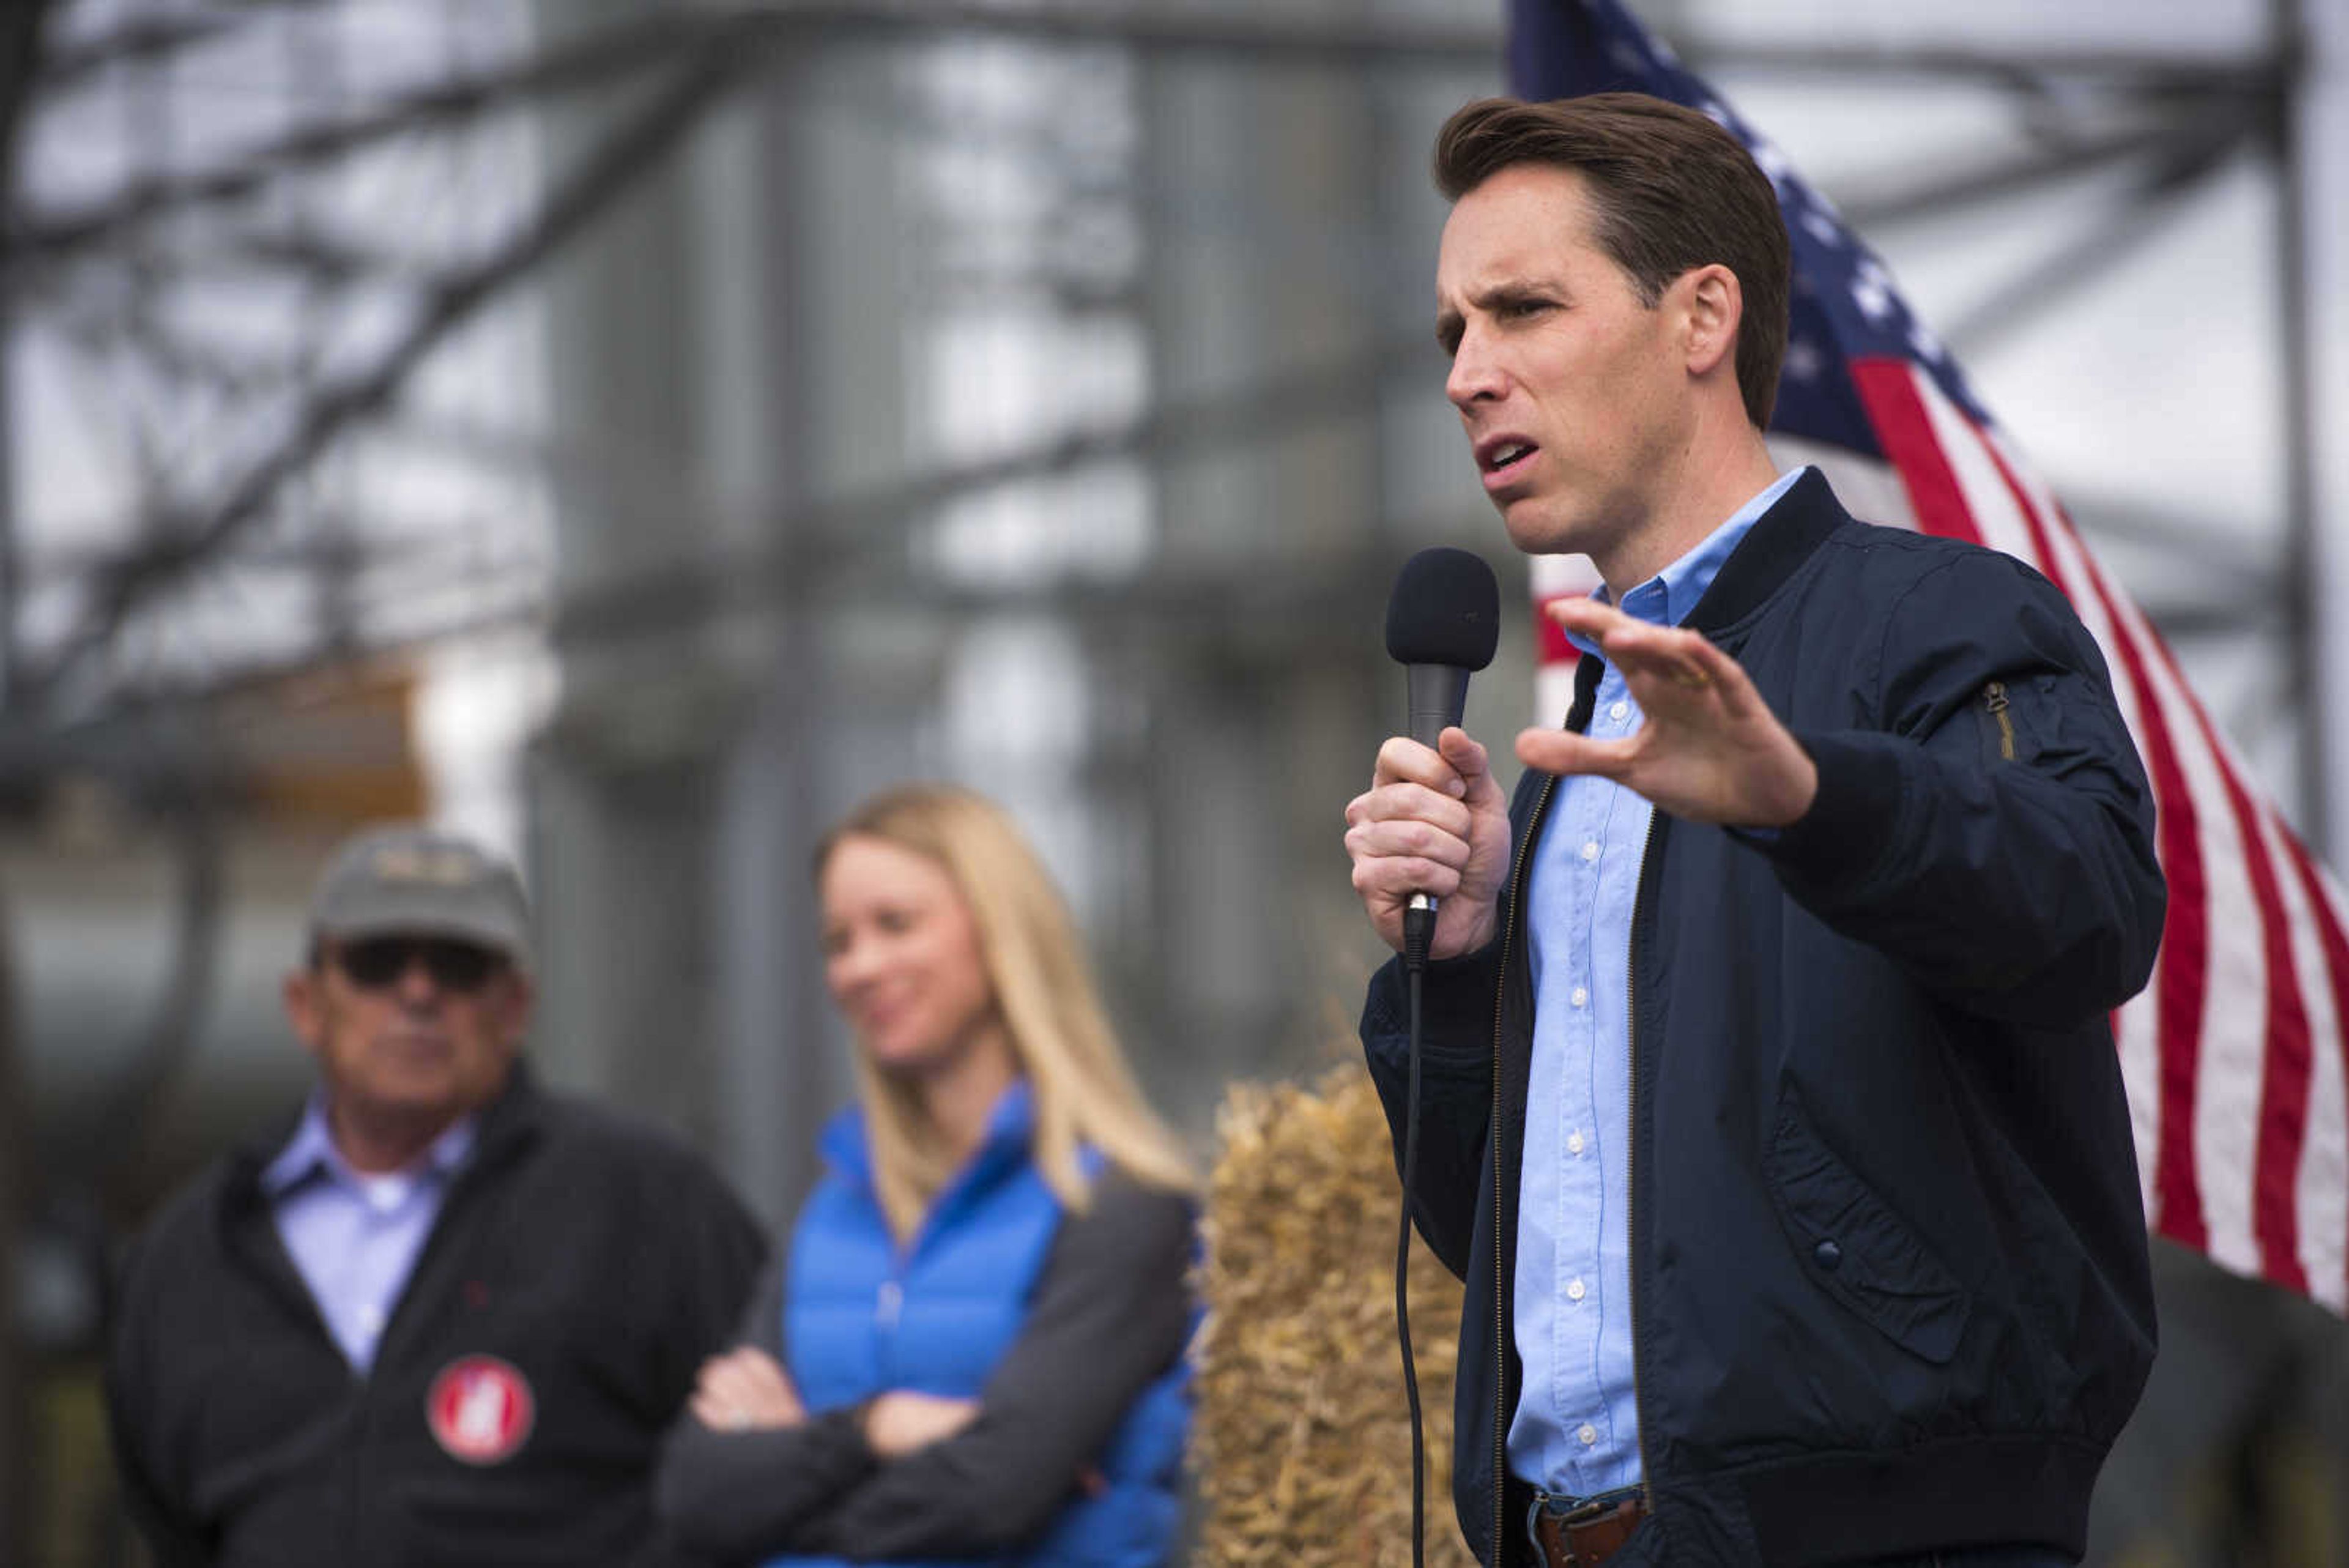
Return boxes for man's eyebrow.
[1436,279,1562,352]
[1474,281,1553,309]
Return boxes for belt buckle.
[1531,1488,1644,1568]
[1527,1491,1610,1568]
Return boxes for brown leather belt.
[1527,1494,1650,1568]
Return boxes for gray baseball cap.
[307,824,532,968]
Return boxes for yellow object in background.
[1193,1061,1479,1568]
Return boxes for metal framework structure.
[0,1,2316,735]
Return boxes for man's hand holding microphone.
[1346,727,1514,962]
[1345,547,1509,965]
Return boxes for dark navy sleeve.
[1360,938,1502,1280]
[1357,764,1550,1279]
[1749,549,2166,1026]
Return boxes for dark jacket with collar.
[1360,469,2164,1567]
[105,1066,766,1568]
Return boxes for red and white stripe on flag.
[1527,359,2349,1312]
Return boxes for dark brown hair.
[1434,93,1790,429]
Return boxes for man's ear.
[495,970,536,1050]
[283,968,326,1060]
[1679,262,1743,380]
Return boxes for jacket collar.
[1682,465,1848,636]
[1564,466,1849,732]
[258,1093,480,1198]
[226,1061,546,1217]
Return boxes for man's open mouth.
[1479,437,1538,485]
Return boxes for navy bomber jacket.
[1360,469,2165,1567]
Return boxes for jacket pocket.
[1765,1093,1972,1364]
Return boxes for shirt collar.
[259,1093,478,1197]
[1567,466,1808,657]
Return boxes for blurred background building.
[0,0,2342,1562]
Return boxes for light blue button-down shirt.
[261,1097,478,1372]
[1508,466,1803,1498]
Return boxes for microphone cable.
[1379,545,1497,1568]
[1397,900,1436,1568]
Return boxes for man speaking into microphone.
[1342,95,2165,1568]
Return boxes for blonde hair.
[817,784,1195,1239]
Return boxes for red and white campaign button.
[426,1355,535,1465]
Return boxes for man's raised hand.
[1516,598,1817,828]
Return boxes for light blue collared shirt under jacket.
[261,1096,478,1372]
[1508,466,1803,1499]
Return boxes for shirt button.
[1570,986,1589,1008]
[1580,840,1601,863]
[1567,1132,1585,1155]
[1567,1278,1587,1302]
[1608,700,1629,723]
[1578,1424,1598,1447]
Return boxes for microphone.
[1380,546,1499,1568]
[1384,548,1501,945]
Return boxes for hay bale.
[1192,1061,1479,1568]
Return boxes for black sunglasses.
[332,936,507,994]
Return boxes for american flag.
[1512,0,2349,1310]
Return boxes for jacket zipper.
[1984,680,2014,760]
[1486,782,1661,1550]
[1491,772,1559,1561]
[342,1156,488,1566]
[1625,812,1660,1507]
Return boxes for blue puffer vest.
[768,1083,1187,1568]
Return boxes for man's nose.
[1445,325,1504,411]
[393,956,445,1005]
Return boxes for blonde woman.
[657,786,1197,1568]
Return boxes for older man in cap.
[106,824,765,1568]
